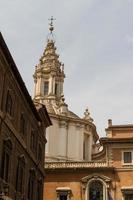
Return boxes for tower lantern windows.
[55,83,58,95]
[44,81,49,95]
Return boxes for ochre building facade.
[44,121,133,200]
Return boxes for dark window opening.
[1,151,9,182]
[57,190,70,200]
[44,81,49,95]
[124,152,132,163]
[55,83,58,95]
[6,91,13,116]
[125,194,133,200]
[83,134,89,161]
[16,156,25,193]
[0,140,12,182]
[37,144,42,162]
[30,130,37,153]
[36,180,42,200]
[28,170,35,200]
[59,195,67,200]
[89,180,103,200]
[20,114,26,135]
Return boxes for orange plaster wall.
[114,171,133,200]
[44,182,81,200]
[112,130,133,138]
[112,148,122,168]
[44,170,133,200]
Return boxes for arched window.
[0,139,12,182]
[89,180,103,200]
[82,174,111,200]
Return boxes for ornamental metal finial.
[48,16,56,34]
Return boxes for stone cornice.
[45,161,110,169]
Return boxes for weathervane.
[48,16,56,34]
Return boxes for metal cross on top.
[48,16,56,33]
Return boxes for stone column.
[52,76,55,94]
[40,76,44,96]
[49,75,53,94]
[60,80,64,95]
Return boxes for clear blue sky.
[1,0,133,136]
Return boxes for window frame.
[56,188,71,200]
[85,178,108,200]
[122,150,133,165]
[121,187,133,200]
[88,180,103,200]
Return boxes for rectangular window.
[55,83,58,95]
[37,144,42,161]
[59,194,67,200]
[28,171,35,200]
[20,114,27,135]
[36,180,42,200]
[125,194,133,200]
[121,188,133,200]
[44,81,49,95]
[16,157,25,193]
[1,140,12,182]
[3,152,9,182]
[30,130,37,153]
[83,134,90,161]
[6,91,13,116]
[56,188,71,200]
[123,152,132,163]
[123,151,133,165]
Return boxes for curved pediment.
[81,173,111,183]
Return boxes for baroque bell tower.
[33,19,98,161]
[33,17,65,110]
